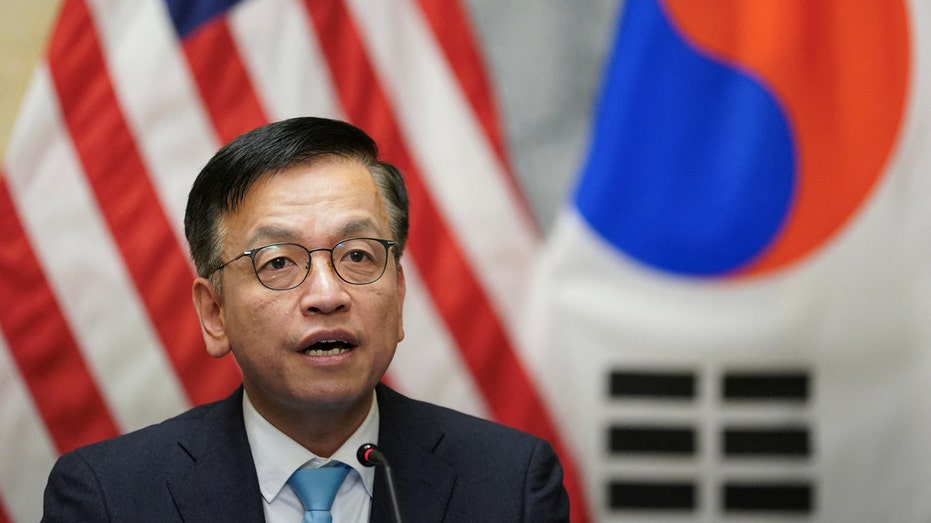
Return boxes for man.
[41,117,570,522]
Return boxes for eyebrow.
[340,218,381,238]
[245,225,300,246]
[244,218,383,247]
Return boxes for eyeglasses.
[208,237,397,290]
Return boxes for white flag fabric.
[527,0,931,521]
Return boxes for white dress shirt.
[243,390,379,523]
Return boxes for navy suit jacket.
[41,384,570,522]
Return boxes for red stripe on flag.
[0,177,119,453]
[0,496,10,523]
[181,17,269,144]
[302,2,589,521]
[47,0,240,406]
[415,0,538,228]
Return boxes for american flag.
[0,1,591,521]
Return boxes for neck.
[247,388,375,458]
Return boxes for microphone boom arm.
[357,443,403,523]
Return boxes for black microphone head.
[357,443,379,467]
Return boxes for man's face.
[193,159,405,427]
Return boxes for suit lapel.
[159,384,456,522]
[370,384,456,523]
[166,387,266,522]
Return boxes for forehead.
[222,159,388,245]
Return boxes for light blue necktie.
[288,463,351,523]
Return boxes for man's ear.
[192,277,231,358]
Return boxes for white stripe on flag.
[229,0,343,122]
[4,66,190,432]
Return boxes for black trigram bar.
[723,427,810,457]
[609,426,696,455]
[723,482,813,512]
[609,481,696,510]
[609,370,696,399]
[722,371,809,401]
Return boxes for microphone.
[357,443,403,523]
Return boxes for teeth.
[303,341,351,356]
[301,338,354,356]
[305,347,349,356]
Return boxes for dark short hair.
[184,117,409,282]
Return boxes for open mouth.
[301,339,356,356]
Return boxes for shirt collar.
[242,389,380,503]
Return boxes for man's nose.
[299,252,351,313]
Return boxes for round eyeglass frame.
[206,237,397,290]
